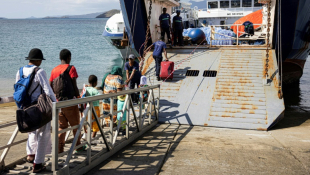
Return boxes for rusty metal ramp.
[143,48,284,130]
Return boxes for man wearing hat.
[159,7,172,44]
[15,48,56,173]
[125,54,142,89]
[173,10,184,46]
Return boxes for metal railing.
[210,24,267,47]
[51,84,160,174]
[0,84,160,174]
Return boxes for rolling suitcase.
[160,61,174,80]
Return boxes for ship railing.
[0,85,160,174]
[209,23,267,47]
[198,7,263,13]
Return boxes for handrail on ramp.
[0,84,160,174]
[52,84,160,174]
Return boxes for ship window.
[231,0,240,8]
[220,1,230,8]
[242,0,252,7]
[203,70,217,77]
[208,2,218,9]
[254,0,263,7]
[186,70,200,76]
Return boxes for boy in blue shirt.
[159,7,171,44]
[173,10,184,46]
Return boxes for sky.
[0,0,120,18]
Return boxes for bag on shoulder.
[52,65,75,101]
[16,93,53,133]
[13,67,40,109]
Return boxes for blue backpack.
[13,66,40,109]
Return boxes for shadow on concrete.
[159,99,193,125]
[86,124,193,175]
[271,82,310,130]
[271,110,310,130]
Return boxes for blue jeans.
[153,56,163,77]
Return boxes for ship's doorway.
[220,20,225,29]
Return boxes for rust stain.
[204,124,208,126]
[259,99,264,102]
[252,105,258,109]
[249,110,255,114]
[142,54,154,75]
[241,105,247,110]
[257,127,267,131]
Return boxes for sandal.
[33,163,46,173]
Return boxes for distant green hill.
[96,9,120,18]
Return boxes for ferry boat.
[102,12,129,59]
[118,0,310,128]
[196,0,263,26]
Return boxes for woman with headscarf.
[101,66,124,121]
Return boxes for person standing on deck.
[15,48,57,173]
[49,49,86,154]
[159,7,172,44]
[173,10,184,46]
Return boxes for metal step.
[215,89,265,94]
[209,111,267,119]
[215,85,264,90]
[216,78,263,84]
[210,107,267,115]
[212,99,266,106]
[213,92,266,98]
[211,103,267,110]
[205,121,267,130]
[217,73,263,78]
[216,82,263,87]
[213,95,266,102]
[209,116,266,124]
[210,117,266,124]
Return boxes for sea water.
[0,18,122,97]
[0,19,310,112]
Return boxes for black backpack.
[52,65,75,101]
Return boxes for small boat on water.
[102,12,129,59]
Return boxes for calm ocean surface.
[0,18,122,97]
[0,19,309,111]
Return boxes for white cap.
[128,54,135,59]
[140,76,147,85]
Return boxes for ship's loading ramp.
[143,48,284,130]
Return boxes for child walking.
[85,75,101,140]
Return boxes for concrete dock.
[1,104,309,174]
[87,109,310,175]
